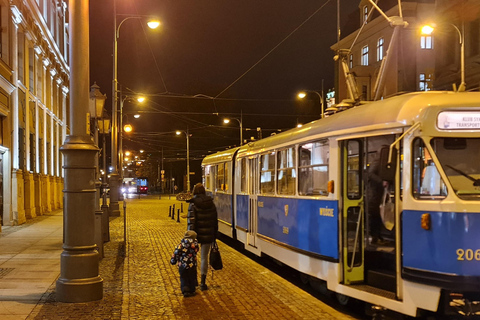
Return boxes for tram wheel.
[336,293,350,306]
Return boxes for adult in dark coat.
[367,155,387,244]
[187,183,218,290]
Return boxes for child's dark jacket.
[170,237,199,269]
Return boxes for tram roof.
[203,91,480,163]
[202,146,240,166]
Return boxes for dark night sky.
[89,0,359,186]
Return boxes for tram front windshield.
[432,137,480,200]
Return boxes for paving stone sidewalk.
[27,196,356,320]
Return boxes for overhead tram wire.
[214,0,333,99]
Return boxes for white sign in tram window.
[437,111,480,129]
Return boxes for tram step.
[367,269,395,293]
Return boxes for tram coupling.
[444,291,480,317]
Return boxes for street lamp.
[421,23,465,92]
[176,130,190,192]
[110,1,160,216]
[223,117,243,145]
[298,90,324,119]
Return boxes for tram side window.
[204,165,212,191]
[240,158,247,193]
[277,147,296,195]
[299,140,329,196]
[260,152,275,194]
[347,140,362,200]
[216,163,225,192]
[225,162,231,193]
[412,138,447,199]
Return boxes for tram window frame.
[298,140,329,196]
[225,161,231,193]
[347,140,362,200]
[412,138,448,200]
[216,163,225,192]
[239,158,247,193]
[204,165,212,191]
[260,151,275,195]
[277,147,296,195]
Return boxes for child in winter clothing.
[170,230,199,297]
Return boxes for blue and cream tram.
[202,91,480,317]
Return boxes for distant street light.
[123,124,133,133]
[176,130,190,192]
[421,23,465,91]
[298,90,325,119]
[110,0,161,216]
[223,117,243,145]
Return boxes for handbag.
[379,188,395,231]
[209,240,223,270]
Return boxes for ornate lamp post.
[56,0,103,302]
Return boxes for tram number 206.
[456,249,480,261]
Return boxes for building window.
[363,6,368,24]
[361,45,369,66]
[420,35,433,49]
[349,54,353,69]
[18,32,25,84]
[419,73,431,91]
[29,47,35,93]
[377,38,384,61]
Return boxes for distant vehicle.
[136,177,148,194]
[121,177,148,195]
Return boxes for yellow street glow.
[137,96,145,103]
[298,92,307,99]
[223,118,230,124]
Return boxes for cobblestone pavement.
[28,196,357,320]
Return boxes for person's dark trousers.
[179,266,197,296]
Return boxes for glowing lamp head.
[176,131,181,136]
[147,20,161,29]
[223,118,231,124]
[298,92,307,99]
[421,24,435,35]
[124,124,133,133]
[137,96,145,103]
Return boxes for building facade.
[0,0,69,227]
[331,0,436,102]
[433,0,480,91]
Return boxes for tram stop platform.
[0,196,356,320]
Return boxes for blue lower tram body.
[403,210,480,292]
[236,195,339,260]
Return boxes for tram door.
[342,139,364,284]
[247,157,258,248]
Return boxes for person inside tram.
[366,152,389,245]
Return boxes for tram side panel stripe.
[257,197,339,259]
